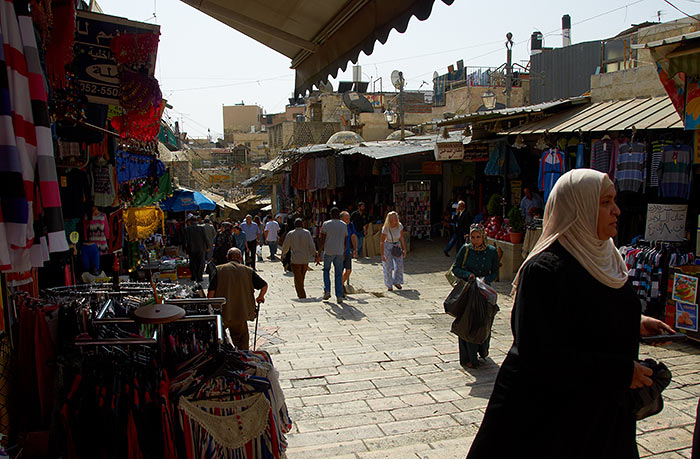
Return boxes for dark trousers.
[245,240,257,270]
[291,263,309,298]
[226,321,249,350]
[445,232,463,254]
[189,251,205,282]
[459,334,491,367]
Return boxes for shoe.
[323,291,331,300]
[444,251,450,257]
[387,287,393,291]
[394,284,402,290]
[337,297,344,304]
[480,351,489,360]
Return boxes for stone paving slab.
[247,239,699,458]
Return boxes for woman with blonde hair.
[381,211,406,291]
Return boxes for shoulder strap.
[461,245,470,269]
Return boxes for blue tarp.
[159,189,216,212]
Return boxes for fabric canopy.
[181,0,454,96]
[159,189,216,212]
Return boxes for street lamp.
[482,89,497,110]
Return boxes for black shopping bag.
[444,279,470,318]
[451,281,499,344]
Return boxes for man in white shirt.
[264,215,281,261]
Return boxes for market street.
[244,239,700,458]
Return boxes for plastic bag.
[444,279,470,317]
[476,278,498,305]
[451,281,499,344]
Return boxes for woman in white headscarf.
[467,169,674,459]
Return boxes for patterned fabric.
[649,139,672,187]
[590,139,614,175]
[0,0,67,274]
[84,212,109,253]
[658,144,692,199]
[615,142,647,193]
[537,148,566,202]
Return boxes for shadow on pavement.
[393,289,420,300]
[460,361,500,399]
[325,301,366,321]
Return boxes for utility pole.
[399,71,405,141]
[505,32,513,108]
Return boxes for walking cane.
[253,299,262,350]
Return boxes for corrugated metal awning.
[181,0,454,96]
[499,96,683,135]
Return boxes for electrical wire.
[662,0,700,21]
[164,74,293,92]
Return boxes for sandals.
[394,284,402,290]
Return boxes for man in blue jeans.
[350,202,367,257]
[316,207,348,303]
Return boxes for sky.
[96,0,699,140]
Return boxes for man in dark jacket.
[444,200,470,256]
[212,222,235,265]
[183,216,209,282]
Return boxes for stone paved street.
[247,239,699,458]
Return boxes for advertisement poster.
[672,273,698,304]
[675,302,698,332]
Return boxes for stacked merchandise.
[394,181,430,239]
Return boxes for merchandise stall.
[0,6,293,457]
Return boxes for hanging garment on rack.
[124,206,164,241]
[335,156,345,187]
[649,139,673,188]
[575,143,586,169]
[0,2,68,273]
[314,157,329,189]
[615,142,647,193]
[326,156,336,189]
[91,163,116,207]
[84,212,109,253]
[538,148,566,202]
[305,158,315,190]
[484,142,521,178]
[590,139,615,175]
[658,144,693,199]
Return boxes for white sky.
[97,0,698,139]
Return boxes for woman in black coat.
[466,169,674,459]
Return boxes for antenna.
[391,70,405,90]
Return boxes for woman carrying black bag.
[452,224,499,369]
[466,169,675,459]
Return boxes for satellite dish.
[391,70,405,90]
[342,91,374,114]
[433,71,439,81]
[319,80,333,93]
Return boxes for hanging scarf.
[512,169,628,293]
[124,206,164,241]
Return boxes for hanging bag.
[389,228,402,258]
[450,281,499,344]
[445,245,469,287]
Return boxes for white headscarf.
[512,169,629,293]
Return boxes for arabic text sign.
[75,11,159,105]
[645,204,687,242]
[434,141,464,161]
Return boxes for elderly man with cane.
[207,248,267,350]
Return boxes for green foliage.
[487,194,502,217]
[507,205,525,233]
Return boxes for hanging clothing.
[335,156,345,187]
[91,163,116,207]
[575,143,586,169]
[305,157,315,190]
[314,156,329,189]
[538,148,566,202]
[116,150,159,183]
[658,144,692,199]
[649,139,673,188]
[59,168,91,219]
[590,139,614,175]
[484,142,521,178]
[123,206,164,241]
[0,1,67,274]
[84,213,109,254]
[615,142,647,193]
[326,156,336,189]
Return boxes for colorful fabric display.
[538,148,566,202]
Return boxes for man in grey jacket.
[281,218,317,299]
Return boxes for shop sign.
[434,141,464,161]
[209,175,230,185]
[675,301,698,332]
[645,203,687,242]
[421,161,442,175]
[75,11,160,105]
[462,143,490,162]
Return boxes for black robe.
[467,241,641,459]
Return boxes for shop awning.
[181,0,454,96]
[499,96,683,135]
[199,190,240,211]
[159,188,217,212]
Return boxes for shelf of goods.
[394,180,431,239]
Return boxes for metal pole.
[399,71,405,141]
[505,33,513,108]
